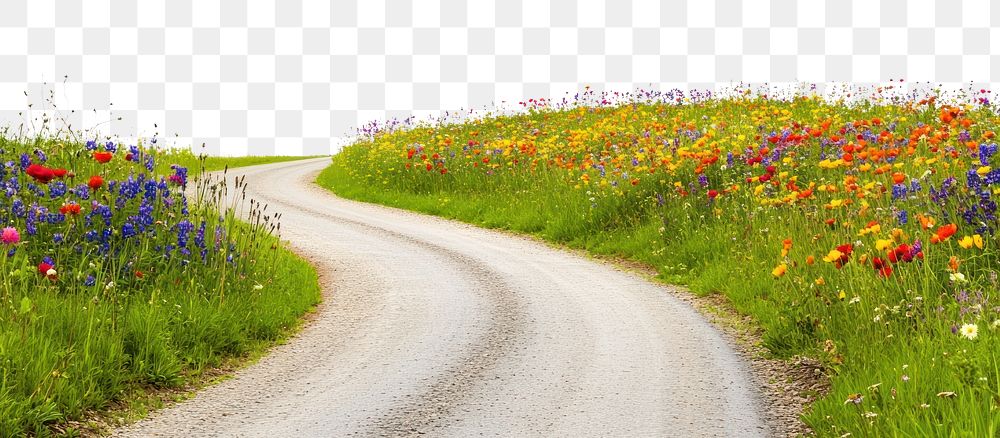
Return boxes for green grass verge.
[0,139,322,437]
[154,150,325,174]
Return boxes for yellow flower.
[823,249,843,263]
[977,166,992,176]
[772,263,787,278]
[973,234,984,249]
[875,239,893,252]
[958,235,974,249]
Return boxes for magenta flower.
[1,227,19,245]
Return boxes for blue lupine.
[87,203,113,227]
[27,183,45,197]
[176,219,194,249]
[195,220,206,250]
[891,184,907,200]
[72,184,91,200]
[135,198,154,231]
[122,222,137,238]
[980,143,997,166]
[144,179,159,200]
[25,206,36,235]
[967,169,982,190]
[49,181,67,198]
[985,169,1000,185]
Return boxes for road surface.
[115,157,770,437]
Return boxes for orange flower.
[781,238,792,257]
[806,255,815,265]
[916,214,935,230]
[931,223,958,243]
[948,256,960,272]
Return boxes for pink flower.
[1,227,19,245]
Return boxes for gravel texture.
[114,158,771,437]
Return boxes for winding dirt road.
[115,158,770,437]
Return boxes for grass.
[319,90,1000,436]
[153,149,325,174]
[0,138,321,437]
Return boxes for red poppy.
[88,175,104,190]
[931,223,958,243]
[59,203,82,215]
[52,168,67,178]
[872,257,887,270]
[25,164,55,184]
[707,189,719,199]
[93,151,113,163]
[125,152,134,161]
[135,270,144,278]
[37,262,53,275]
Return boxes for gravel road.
[114,157,770,437]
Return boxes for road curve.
[115,157,770,437]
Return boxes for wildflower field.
[0,135,320,436]
[322,88,1000,435]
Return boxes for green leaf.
[19,296,31,315]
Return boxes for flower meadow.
[323,86,1000,435]
[0,134,319,436]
